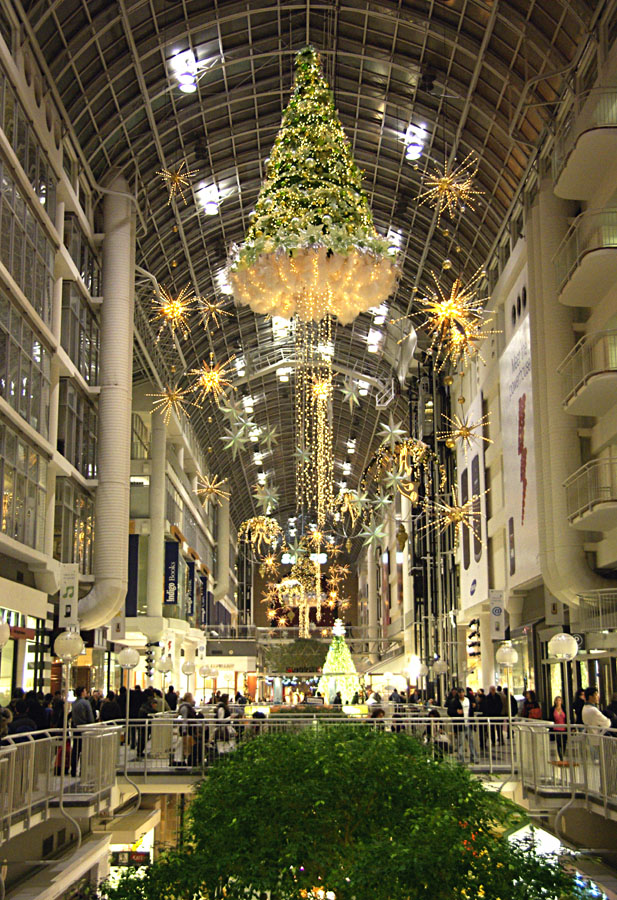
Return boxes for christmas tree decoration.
[147,384,192,425]
[229,46,398,325]
[437,411,492,457]
[196,473,230,507]
[190,353,236,405]
[417,151,483,224]
[317,619,361,703]
[151,284,195,342]
[417,269,494,371]
[157,161,198,205]
[238,516,284,555]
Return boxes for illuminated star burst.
[260,554,281,578]
[151,284,195,342]
[417,152,483,224]
[199,297,232,331]
[253,482,280,513]
[157,161,198,205]
[196,473,230,507]
[437,412,493,458]
[190,353,236,405]
[147,384,192,425]
[420,485,488,548]
[418,269,494,371]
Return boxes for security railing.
[553,208,617,294]
[0,724,121,841]
[571,590,617,631]
[553,87,617,183]
[558,329,617,407]
[564,457,617,523]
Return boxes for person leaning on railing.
[581,686,612,732]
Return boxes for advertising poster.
[164,541,179,605]
[457,391,489,611]
[499,316,540,587]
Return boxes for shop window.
[0,416,46,551]
[53,477,94,575]
[57,378,97,477]
[63,214,101,297]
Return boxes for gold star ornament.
[146,384,192,425]
[157,161,198,205]
[189,353,236,406]
[151,284,195,342]
[417,152,483,224]
[196,473,230,507]
[199,297,232,331]
[437,412,493,457]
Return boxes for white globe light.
[433,658,448,676]
[496,641,519,666]
[198,665,211,678]
[548,632,579,661]
[418,663,429,678]
[181,660,196,676]
[117,647,141,670]
[155,657,169,673]
[0,621,10,649]
[54,630,85,661]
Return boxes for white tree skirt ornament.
[230,245,398,324]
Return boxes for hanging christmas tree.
[317,619,361,703]
[229,46,398,324]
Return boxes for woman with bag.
[522,690,542,719]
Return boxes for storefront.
[0,606,46,703]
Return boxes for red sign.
[9,626,35,640]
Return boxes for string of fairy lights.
[144,44,496,633]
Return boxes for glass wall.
[61,282,99,384]
[53,477,94,575]
[57,378,97,477]
[64,213,101,298]
[0,416,46,551]
[0,287,51,437]
[0,65,57,219]
[0,156,55,327]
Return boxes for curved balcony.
[553,88,617,199]
[558,329,617,416]
[565,458,617,531]
[554,209,617,306]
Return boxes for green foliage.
[102,728,590,900]
[231,46,392,270]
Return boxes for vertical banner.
[200,576,209,625]
[164,541,180,605]
[58,563,79,628]
[499,316,540,587]
[125,534,140,616]
[489,589,506,640]
[457,392,489,611]
[186,561,195,617]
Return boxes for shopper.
[521,690,542,719]
[99,691,122,722]
[573,688,585,725]
[549,696,568,761]
[482,686,503,746]
[70,686,94,776]
[581,687,611,732]
[456,688,477,763]
[165,685,178,711]
[24,690,46,730]
[7,700,37,736]
[136,693,157,757]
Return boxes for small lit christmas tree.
[317,619,361,703]
[230,46,398,324]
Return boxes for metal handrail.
[553,87,617,182]
[563,457,617,522]
[553,208,617,294]
[557,329,617,406]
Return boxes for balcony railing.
[558,329,617,407]
[553,87,617,183]
[571,590,617,631]
[564,457,617,524]
[554,208,617,294]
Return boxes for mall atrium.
[1,1,617,898]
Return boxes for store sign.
[458,392,489,611]
[164,542,180,605]
[499,317,540,587]
[110,851,150,867]
[110,616,126,640]
[58,563,79,628]
[186,560,195,617]
[489,590,506,640]
[9,626,35,640]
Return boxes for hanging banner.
[58,563,79,628]
[164,541,180,605]
[457,392,489,611]
[200,576,209,625]
[186,561,195,617]
[489,589,506,640]
[499,316,540,587]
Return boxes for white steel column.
[367,547,378,663]
[214,494,230,606]
[147,410,166,617]
[401,495,414,656]
[79,174,135,628]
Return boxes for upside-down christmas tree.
[317,619,361,703]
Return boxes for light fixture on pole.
[182,659,196,694]
[199,664,210,703]
[117,647,141,778]
[53,628,85,850]
[548,633,579,820]
[433,658,448,675]
[496,640,519,776]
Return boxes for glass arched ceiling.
[20,0,599,529]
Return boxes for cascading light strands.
[228,46,398,324]
[295,317,334,527]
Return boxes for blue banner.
[164,541,179,605]
[186,561,195,617]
